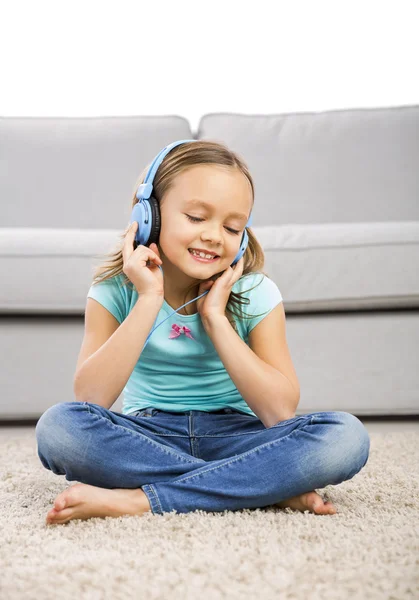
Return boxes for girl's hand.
[122,222,164,296]
[196,257,244,322]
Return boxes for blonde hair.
[91,140,272,331]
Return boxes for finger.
[230,257,243,272]
[124,222,137,243]
[230,257,244,278]
[223,263,235,277]
[222,265,237,286]
[123,223,137,257]
[123,224,134,260]
[149,242,161,258]
[144,244,163,265]
[124,225,160,261]
[149,243,162,264]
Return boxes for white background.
[0,0,418,130]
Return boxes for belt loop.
[141,407,154,417]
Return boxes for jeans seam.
[142,484,163,514]
[167,419,315,485]
[85,403,202,465]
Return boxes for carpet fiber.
[0,428,418,599]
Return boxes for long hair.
[91,140,272,331]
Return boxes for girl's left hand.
[196,257,244,322]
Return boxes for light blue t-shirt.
[86,271,283,417]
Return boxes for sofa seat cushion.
[259,220,419,312]
[0,221,418,314]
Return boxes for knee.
[36,401,80,441]
[310,411,370,485]
[35,401,85,466]
[332,411,371,476]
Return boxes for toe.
[55,498,66,511]
[47,518,69,525]
[312,499,329,513]
[47,507,74,524]
[46,508,58,520]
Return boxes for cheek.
[160,229,191,256]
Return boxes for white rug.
[0,428,418,599]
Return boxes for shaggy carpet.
[0,428,418,599]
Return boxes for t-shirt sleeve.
[86,275,126,324]
[239,274,283,336]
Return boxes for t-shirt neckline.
[162,298,200,320]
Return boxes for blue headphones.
[129,139,253,347]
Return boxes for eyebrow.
[185,199,248,221]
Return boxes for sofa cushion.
[197,106,419,225]
[0,116,193,229]
[0,222,418,314]
[260,221,419,311]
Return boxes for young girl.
[36,140,370,525]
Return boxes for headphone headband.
[136,140,197,201]
[136,139,253,227]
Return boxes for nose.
[201,222,223,246]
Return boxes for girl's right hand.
[122,222,164,297]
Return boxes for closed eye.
[185,215,240,235]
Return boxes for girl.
[36,140,370,525]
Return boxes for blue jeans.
[35,402,370,515]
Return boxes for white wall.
[1,0,418,132]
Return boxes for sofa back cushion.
[197,105,419,224]
[0,116,193,229]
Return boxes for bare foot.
[274,490,337,515]
[45,483,151,525]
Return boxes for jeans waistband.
[135,407,237,417]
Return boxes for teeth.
[190,249,216,259]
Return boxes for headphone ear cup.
[131,199,148,248]
[147,195,161,247]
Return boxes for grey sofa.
[1,105,418,420]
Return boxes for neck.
[159,253,201,311]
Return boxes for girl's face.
[157,165,253,297]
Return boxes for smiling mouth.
[188,249,220,262]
